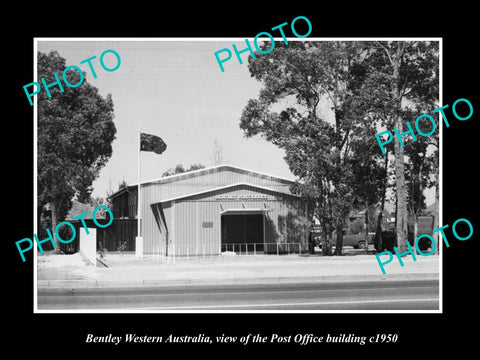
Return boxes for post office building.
[108,165,310,257]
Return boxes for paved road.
[37,279,439,311]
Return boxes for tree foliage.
[240,40,439,254]
[240,41,388,254]
[37,50,117,247]
[361,41,439,250]
[162,163,206,177]
[211,139,224,165]
[117,179,128,190]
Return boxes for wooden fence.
[36,219,137,253]
[97,219,137,252]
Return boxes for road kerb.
[37,272,439,289]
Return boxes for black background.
[5,3,478,356]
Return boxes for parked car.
[373,230,396,252]
[331,229,375,249]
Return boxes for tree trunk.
[321,221,332,256]
[334,219,344,255]
[394,134,408,252]
[375,213,383,252]
[375,147,389,251]
[392,44,408,253]
[365,203,369,237]
[412,159,424,253]
[433,180,440,254]
[50,202,61,252]
[413,213,418,253]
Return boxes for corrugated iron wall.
[132,167,308,256]
[166,189,308,257]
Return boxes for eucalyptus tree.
[37,51,117,249]
[240,41,381,255]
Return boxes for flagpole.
[136,129,143,258]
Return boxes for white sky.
[37,39,298,198]
[36,39,434,205]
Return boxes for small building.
[108,165,310,257]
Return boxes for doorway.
[221,213,264,253]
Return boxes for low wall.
[79,227,97,266]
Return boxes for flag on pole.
[140,132,167,154]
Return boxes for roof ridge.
[108,164,297,200]
[141,164,296,185]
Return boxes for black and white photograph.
[6,5,478,355]
[33,39,441,313]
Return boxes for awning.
[220,208,268,216]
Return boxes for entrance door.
[245,215,263,244]
[221,214,264,253]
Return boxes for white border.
[438,38,443,315]
[33,38,38,310]
[33,37,442,314]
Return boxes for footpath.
[37,250,440,289]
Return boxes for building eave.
[134,164,298,187]
[156,182,301,204]
[107,164,299,200]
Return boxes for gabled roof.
[66,200,108,220]
[108,164,297,200]
[66,200,97,219]
[141,164,295,186]
[155,182,301,204]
